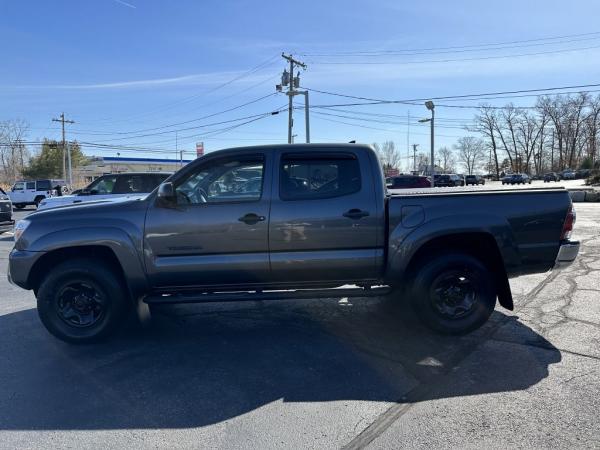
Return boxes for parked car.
[37,172,171,210]
[576,169,591,179]
[503,174,531,185]
[434,174,464,187]
[8,143,579,343]
[8,179,67,209]
[387,175,431,189]
[465,175,485,185]
[544,172,560,182]
[561,170,576,180]
[0,188,14,234]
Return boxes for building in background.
[75,156,194,184]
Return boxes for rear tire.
[408,253,496,335]
[36,258,129,344]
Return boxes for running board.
[144,286,392,305]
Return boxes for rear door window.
[280,153,361,200]
[26,182,35,190]
[37,180,51,190]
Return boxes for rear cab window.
[280,152,361,201]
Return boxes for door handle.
[238,213,266,225]
[343,208,370,219]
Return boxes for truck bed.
[386,186,571,277]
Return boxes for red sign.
[385,168,399,177]
[196,142,204,157]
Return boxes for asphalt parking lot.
[0,199,598,449]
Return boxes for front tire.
[409,253,496,335]
[36,258,128,343]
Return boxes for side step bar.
[144,286,393,305]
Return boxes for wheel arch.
[25,227,149,303]
[387,225,515,310]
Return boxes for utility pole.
[278,53,307,144]
[406,110,410,173]
[52,113,75,187]
[412,144,419,173]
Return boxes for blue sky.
[2,0,600,171]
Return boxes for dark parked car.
[8,143,579,343]
[0,188,14,235]
[576,169,591,179]
[387,175,431,189]
[544,172,560,182]
[465,175,485,186]
[503,174,531,185]
[434,174,464,187]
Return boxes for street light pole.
[425,101,435,188]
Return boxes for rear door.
[268,148,383,283]
[25,181,36,202]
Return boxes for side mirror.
[157,182,176,204]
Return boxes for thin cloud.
[113,0,137,8]
[6,70,268,90]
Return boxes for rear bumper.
[554,240,580,269]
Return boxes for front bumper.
[7,249,41,289]
[0,220,15,235]
[554,240,580,269]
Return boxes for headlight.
[13,220,31,242]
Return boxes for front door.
[10,182,26,204]
[144,153,271,289]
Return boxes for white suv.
[9,179,66,209]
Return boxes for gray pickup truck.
[8,144,579,343]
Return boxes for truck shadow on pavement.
[0,298,560,430]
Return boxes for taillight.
[561,204,576,240]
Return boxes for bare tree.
[372,141,401,174]
[437,146,456,173]
[515,110,544,174]
[416,153,429,174]
[454,136,485,175]
[471,105,501,177]
[0,119,30,185]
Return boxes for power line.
[301,83,600,113]
[306,43,600,65]
[88,54,281,126]
[69,92,278,136]
[301,30,600,56]
[83,109,285,143]
[305,35,600,58]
